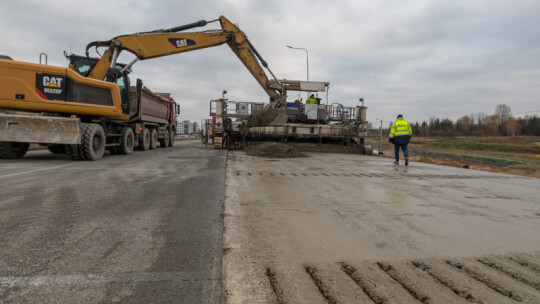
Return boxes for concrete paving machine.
[208,80,373,154]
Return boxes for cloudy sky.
[1,0,539,125]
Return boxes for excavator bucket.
[246,95,288,127]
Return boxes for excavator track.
[213,136,223,149]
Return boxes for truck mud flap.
[0,113,80,144]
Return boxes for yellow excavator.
[0,16,285,159]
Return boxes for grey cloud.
[1,0,539,123]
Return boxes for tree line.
[407,104,540,137]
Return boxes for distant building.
[176,120,200,135]
[177,120,184,135]
[182,121,190,135]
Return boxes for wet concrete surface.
[0,140,225,303]
[223,152,540,303]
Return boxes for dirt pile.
[244,142,306,158]
[246,107,288,127]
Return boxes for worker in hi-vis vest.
[389,114,412,165]
[305,94,317,104]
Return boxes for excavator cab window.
[68,55,97,77]
[117,73,130,114]
[68,54,127,78]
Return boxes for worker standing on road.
[389,114,412,165]
[306,94,317,104]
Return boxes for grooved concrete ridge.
[223,151,540,303]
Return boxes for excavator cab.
[67,54,132,115]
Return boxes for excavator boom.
[219,17,283,101]
[86,16,283,103]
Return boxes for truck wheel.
[160,130,170,148]
[118,127,134,155]
[67,144,84,160]
[169,130,174,147]
[139,128,150,151]
[0,142,30,159]
[68,124,87,160]
[81,123,106,161]
[47,144,67,154]
[150,129,158,150]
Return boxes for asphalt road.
[0,140,225,303]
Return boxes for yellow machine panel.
[0,59,127,120]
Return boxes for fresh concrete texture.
[0,141,225,303]
[223,152,540,303]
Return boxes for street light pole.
[375,118,383,153]
[286,45,309,98]
[379,119,383,153]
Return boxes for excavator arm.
[86,16,284,104]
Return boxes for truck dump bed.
[129,86,174,124]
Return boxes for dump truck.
[128,85,178,151]
[48,81,179,157]
[0,15,285,159]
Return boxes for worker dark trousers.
[394,143,409,161]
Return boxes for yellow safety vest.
[306,97,317,104]
[389,119,412,137]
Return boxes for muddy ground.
[379,149,540,179]
[222,152,540,303]
[244,143,306,158]
[240,142,539,178]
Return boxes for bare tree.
[476,112,487,126]
[495,104,512,124]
